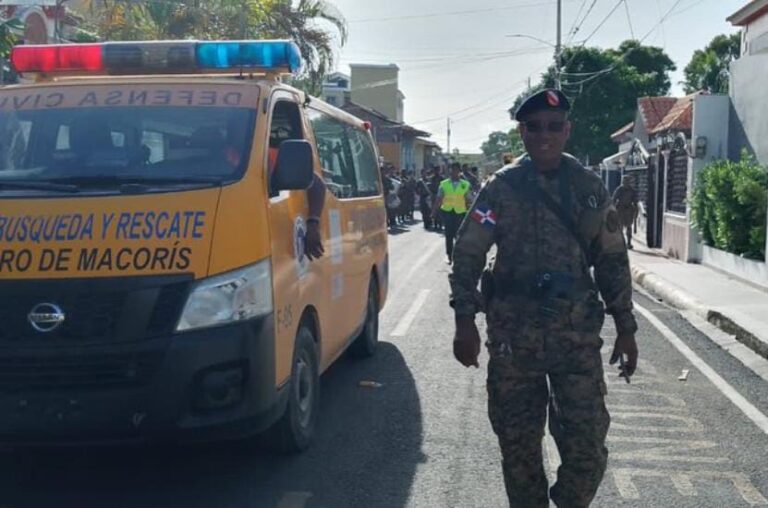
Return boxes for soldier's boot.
[547,371,610,508]
[487,358,550,508]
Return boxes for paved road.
[2,221,768,508]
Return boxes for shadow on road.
[0,343,424,508]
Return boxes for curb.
[631,265,768,361]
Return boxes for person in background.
[432,162,472,264]
[383,166,401,229]
[429,165,445,231]
[612,175,639,249]
[417,169,434,229]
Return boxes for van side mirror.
[272,140,314,191]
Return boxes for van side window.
[269,101,304,193]
[307,108,356,199]
[347,128,381,197]
[307,109,379,199]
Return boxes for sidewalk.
[629,244,768,360]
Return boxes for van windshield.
[0,95,256,190]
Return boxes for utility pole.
[555,0,562,90]
[446,117,451,156]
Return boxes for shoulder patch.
[471,204,497,229]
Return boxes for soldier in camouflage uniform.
[449,89,639,508]
[612,175,639,249]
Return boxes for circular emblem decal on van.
[28,303,66,333]
[293,216,309,279]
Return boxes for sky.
[323,0,746,153]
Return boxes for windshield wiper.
[49,175,225,190]
[0,180,79,193]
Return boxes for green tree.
[76,0,346,94]
[0,15,22,59]
[0,15,22,84]
[480,129,523,159]
[682,33,741,94]
[510,41,676,164]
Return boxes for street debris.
[359,381,384,388]
[678,369,690,381]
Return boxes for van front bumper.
[0,316,287,446]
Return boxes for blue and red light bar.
[11,40,303,75]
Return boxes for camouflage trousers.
[486,319,610,508]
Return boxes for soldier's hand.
[610,333,638,379]
[454,315,481,368]
[304,222,325,261]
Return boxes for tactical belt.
[493,273,596,300]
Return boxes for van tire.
[349,279,379,358]
[267,326,319,453]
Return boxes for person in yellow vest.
[432,162,473,263]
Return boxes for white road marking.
[610,412,706,433]
[607,436,729,464]
[608,389,688,412]
[391,289,431,337]
[636,303,768,435]
[389,239,443,300]
[612,468,768,505]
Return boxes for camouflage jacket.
[449,154,638,335]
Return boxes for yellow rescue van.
[0,40,388,450]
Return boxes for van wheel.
[350,280,379,358]
[268,326,319,453]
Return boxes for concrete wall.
[662,213,689,260]
[688,94,731,262]
[413,143,426,175]
[378,142,401,168]
[350,65,399,121]
[401,136,415,171]
[730,54,768,163]
[702,246,768,290]
[743,15,768,55]
[729,53,768,262]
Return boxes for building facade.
[322,63,439,174]
[349,64,404,123]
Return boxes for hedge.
[691,153,768,260]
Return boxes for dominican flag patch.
[471,205,497,228]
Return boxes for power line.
[566,0,686,104]
[668,0,711,18]
[395,46,551,75]
[342,46,548,66]
[580,0,624,46]
[566,0,589,40]
[655,0,667,48]
[623,0,635,40]
[566,0,598,45]
[410,65,548,126]
[562,0,682,89]
[347,1,569,23]
[561,0,621,75]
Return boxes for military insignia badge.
[546,90,560,107]
[606,210,620,233]
[471,205,497,229]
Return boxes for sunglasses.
[522,120,567,133]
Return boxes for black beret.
[514,88,571,121]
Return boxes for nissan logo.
[28,303,66,333]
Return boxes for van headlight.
[176,259,273,332]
